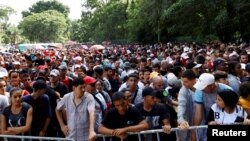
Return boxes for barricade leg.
[137,134,142,141]
[156,132,160,141]
[195,129,199,141]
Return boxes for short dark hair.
[120,88,130,93]
[228,61,239,75]
[112,91,125,102]
[72,77,84,87]
[218,89,239,108]
[33,80,47,91]
[153,63,160,69]
[143,67,152,73]
[239,82,250,98]
[127,72,139,79]
[182,70,196,80]
[196,55,205,64]
[80,66,87,73]
[213,71,228,81]
[21,73,30,78]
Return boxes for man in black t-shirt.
[98,92,149,141]
[34,53,45,66]
[135,87,172,141]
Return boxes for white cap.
[13,61,21,65]
[194,73,215,90]
[229,51,239,57]
[183,47,189,52]
[181,53,189,59]
[50,69,60,77]
[0,72,7,78]
[194,63,202,68]
[241,63,246,70]
[73,56,82,61]
[167,73,178,86]
[127,50,131,54]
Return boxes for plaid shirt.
[57,92,95,141]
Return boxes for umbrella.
[90,45,105,51]
[33,44,45,50]
[80,45,88,50]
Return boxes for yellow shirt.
[239,97,250,109]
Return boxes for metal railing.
[0,135,74,141]
[96,125,208,141]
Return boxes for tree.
[19,10,68,42]
[22,0,70,18]
[0,5,14,21]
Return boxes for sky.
[0,0,83,26]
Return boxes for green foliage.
[19,10,68,42]
[22,0,70,18]
[0,5,14,21]
[73,0,250,43]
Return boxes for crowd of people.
[0,42,250,141]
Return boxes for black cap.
[33,80,47,90]
[213,58,225,71]
[155,89,168,100]
[142,87,156,97]
[94,66,104,74]
[246,63,250,72]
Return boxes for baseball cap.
[213,58,226,71]
[167,73,178,86]
[33,80,47,90]
[246,63,250,72]
[73,56,82,61]
[181,53,189,59]
[194,73,215,90]
[59,65,67,70]
[84,76,97,85]
[38,65,47,71]
[94,65,104,73]
[186,62,202,69]
[50,69,60,77]
[155,89,168,100]
[13,61,21,65]
[142,87,156,97]
[241,63,246,70]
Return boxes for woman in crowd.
[207,89,250,125]
[1,88,33,138]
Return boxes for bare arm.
[89,111,95,133]
[88,111,96,141]
[55,108,68,136]
[1,114,9,134]
[39,117,50,136]
[7,108,33,135]
[55,108,66,128]
[98,124,115,136]
[123,120,149,132]
[98,120,149,136]
[191,104,203,141]
[193,104,203,125]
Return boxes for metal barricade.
[0,135,74,141]
[96,125,208,141]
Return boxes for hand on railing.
[243,119,250,125]
[208,121,218,125]
[162,125,171,134]
[178,121,190,130]
[112,128,128,140]
[89,131,96,141]
[61,125,69,136]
